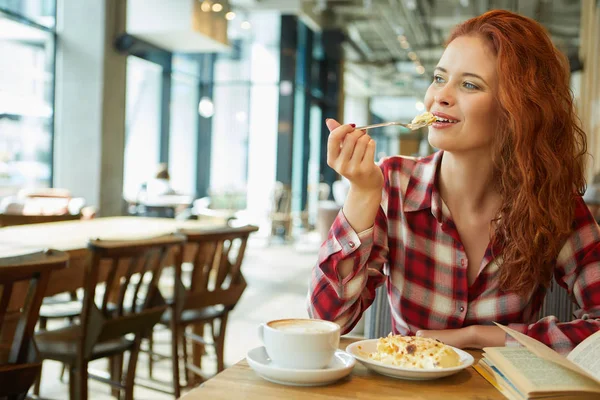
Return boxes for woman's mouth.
[431,113,460,129]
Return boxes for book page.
[567,330,600,381]
[493,322,599,383]
[484,347,600,394]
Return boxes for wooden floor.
[37,234,320,399]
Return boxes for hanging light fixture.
[198,97,215,118]
[200,1,211,12]
[212,2,223,12]
[225,11,236,20]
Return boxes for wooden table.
[0,216,223,301]
[181,338,503,400]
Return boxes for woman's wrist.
[468,325,506,348]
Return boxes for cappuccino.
[268,319,336,334]
[259,318,341,369]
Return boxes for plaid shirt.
[308,151,600,354]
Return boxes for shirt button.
[349,241,355,248]
[460,306,465,312]
[460,259,467,267]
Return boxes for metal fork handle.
[355,121,428,131]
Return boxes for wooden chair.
[34,234,185,400]
[0,213,82,228]
[537,280,578,321]
[0,250,68,400]
[146,225,258,397]
[269,182,292,241]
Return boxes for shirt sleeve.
[307,204,389,334]
[507,197,600,354]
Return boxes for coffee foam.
[268,319,336,334]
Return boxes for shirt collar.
[403,151,445,222]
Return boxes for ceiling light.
[397,35,406,42]
[198,97,214,118]
[415,101,425,111]
[400,41,410,49]
[200,1,211,12]
[416,65,425,74]
[225,11,236,20]
[212,3,223,12]
[408,52,417,61]
[241,21,251,29]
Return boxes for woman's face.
[424,35,500,154]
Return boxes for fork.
[355,120,432,131]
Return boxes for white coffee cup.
[258,318,340,369]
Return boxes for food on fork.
[368,334,461,369]
[411,111,437,126]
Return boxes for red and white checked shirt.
[308,151,600,354]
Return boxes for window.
[0,6,55,198]
[169,55,200,196]
[0,0,55,28]
[123,56,162,201]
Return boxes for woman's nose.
[434,86,455,107]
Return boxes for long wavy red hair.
[447,10,588,295]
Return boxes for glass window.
[169,66,199,196]
[0,0,56,28]
[0,14,55,197]
[209,11,281,218]
[123,56,162,201]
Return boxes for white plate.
[246,346,355,386]
[345,339,474,380]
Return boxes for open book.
[474,323,600,400]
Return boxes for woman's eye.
[433,75,444,83]
[463,82,479,90]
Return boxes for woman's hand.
[416,326,505,349]
[326,119,383,194]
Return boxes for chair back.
[176,225,258,315]
[0,213,82,228]
[537,280,577,321]
[0,250,68,398]
[271,183,291,216]
[79,234,185,359]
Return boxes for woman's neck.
[438,150,500,217]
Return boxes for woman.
[308,9,599,354]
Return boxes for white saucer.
[246,346,355,386]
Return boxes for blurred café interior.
[0,0,599,398]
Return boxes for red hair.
[447,10,587,295]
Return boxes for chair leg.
[124,339,142,400]
[191,323,204,386]
[170,322,181,398]
[180,326,189,387]
[110,354,123,398]
[147,331,154,379]
[68,366,76,400]
[34,317,48,396]
[71,361,88,400]
[214,315,229,373]
[33,360,43,395]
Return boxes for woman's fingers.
[325,118,340,132]
[350,133,371,164]
[326,119,344,160]
[361,137,376,166]
[338,128,365,163]
[327,122,356,165]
